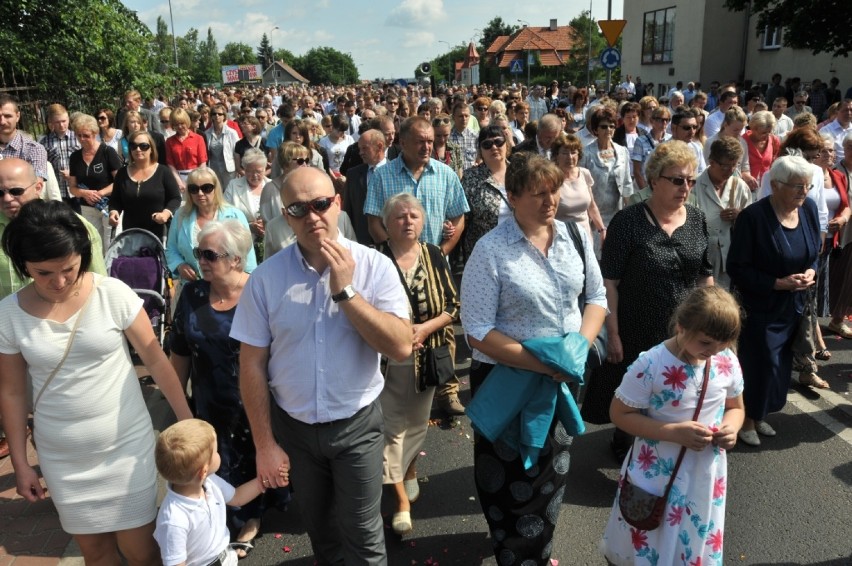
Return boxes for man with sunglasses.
[232,166,411,566]
[670,107,708,175]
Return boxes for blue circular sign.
[600,47,621,70]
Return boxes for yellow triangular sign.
[598,20,627,47]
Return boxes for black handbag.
[618,357,710,530]
[419,343,455,389]
[565,221,608,368]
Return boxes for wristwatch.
[332,284,357,303]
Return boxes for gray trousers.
[272,400,387,566]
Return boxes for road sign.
[600,47,621,70]
[598,19,627,47]
[527,51,535,65]
[509,59,523,74]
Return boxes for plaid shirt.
[449,127,478,170]
[364,156,469,246]
[1,130,49,182]
[39,130,80,199]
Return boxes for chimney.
[550,19,557,31]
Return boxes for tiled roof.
[486,24,575,68]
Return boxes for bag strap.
[32,275,99,410]
[625,356,711,498]
[386,245,423,325]
[565,221,588,310]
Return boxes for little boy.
[153,419,284,566]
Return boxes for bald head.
[358,129,386,166]
[281,167,340,252]
[0,157,43,220]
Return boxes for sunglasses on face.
[192,247,229,262]
[212,112,226,117]
[480,138,506,150]
[598,124,616,130]
[475,106,489,112]
[432,117,451,126]
[187,183,215,194]
[291,157,310,165]
[97,115,108,121]
[659,175,697,187]
[284,196,335,218]
[129,142,151,151]
[678,124,699,131]
[0,184,32,197]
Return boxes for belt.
[178,169,192,175]
[205,549,228,566]
[289,402,371,427]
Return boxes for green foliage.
[0,0,162,106]
[220,42,257,66]
[195,28,221,85]
[291,47,357,84]
[257,34,273,69]
[725,0,849,57]
[273,48,296,65]
[563,11,614,87]
[427,44,468,84]
[479,17,519,55]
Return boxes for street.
[240,322,852,566]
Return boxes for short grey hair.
[242,148,267,169]
[749,110,776,130]
[768,155,812,185]
[197,219,253,271]
[843,132,852,147]
[381,192,426,230]
[539,113,562,133]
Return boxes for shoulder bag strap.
[387,246,423,325]
[565,221,588,310]
[32,275,100,410]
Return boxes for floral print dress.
[601,343,744,566]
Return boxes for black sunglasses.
[432,117,451,126]
[0,183,33,198]
[187,183,215,194]
[480,138,506,150]
[192,247,229,262]
[97,115,108,121]
[475,106,489,112]
[212,112,226,117]
[659,175,697,187]
[284,196,335,218]
[129,142,151,151]
[291,157,310,165]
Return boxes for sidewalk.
[0,369,170,566]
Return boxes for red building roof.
[486,22,575,69]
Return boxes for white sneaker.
[755,421,776,437]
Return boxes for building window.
[761,25,781,49]
[642,7,675,64]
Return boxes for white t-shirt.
[154,474,235,566]
[318,134,354,173]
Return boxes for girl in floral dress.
[601,286,745,565]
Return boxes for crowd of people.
[0,69,849,565]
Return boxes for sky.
[124,0,624,81]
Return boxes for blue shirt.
[230,237,409,424]
[364,156,469,246]
[265,123,285,150]
[461,217,607,364]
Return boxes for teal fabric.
[467,333,589,469]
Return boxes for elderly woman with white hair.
[728,155,822,446]
[378,192,459,537]
[170,219,285,556]
[744,110,780,188]
[224,148,270,260]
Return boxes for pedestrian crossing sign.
[510,59,523,74]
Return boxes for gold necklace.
[33,278,82,304]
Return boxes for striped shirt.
[39,130,80,198]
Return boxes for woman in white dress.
[0,200,192,565]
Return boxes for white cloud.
[386,0,446,27]
[402,30,435,49]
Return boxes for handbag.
[791,286,818,356]
[618,356,710,530]
[565,221,608,369]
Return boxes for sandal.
[827,321,852,339]
[799,372,830,389]
[815,349,832,361]
[230,541,254,560]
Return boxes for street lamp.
[167,0,178,69]
[266,26,279,71]
[438,40,452,84]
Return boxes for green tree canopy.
[725,0,849,57]
[219,42,256,66]
[479,17,519,54]
[257,34,273,69]
[195,28,220,85]
[273,48,296,65]
[0,0,161,105]
[292,47,357,84]
[426,44,467,85]
[564,11,613,87]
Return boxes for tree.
[725,0,849,57]
[273,48,296,65]
[479,17,519,55]
[175,28,200,83]
[564,11,611,87]
[292,47,357,84]
[425,44,468,85]
[0,0,163,106]
[257,34,273,69]
[195,28,220,85]
[219,42,256,66]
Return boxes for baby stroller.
[104,228,172,352]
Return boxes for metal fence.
[0,82,118,138]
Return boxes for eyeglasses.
[479,138,506,150]
[129,142,151,151]
[212,112,226,117]
[187,183,216,194]
[652,117,670,122]
[291,157,310,165]
[432,117,451,126]
[0,181,36,198]
[192,247,229,262]
[475,106,489,112]
[778,181,812,191]
[678,124,699,131]
[659,175,697,187]
[598,124,616,130]
[97,115,108,121]
[160,119,170,124]
[284,196,335,218]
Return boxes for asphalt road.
[186,321,852,566]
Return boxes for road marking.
[787,389,852,447]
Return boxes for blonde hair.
[646,140,698,183]
[71,113,99,136]
[155,419,215,485]
[671,286,742,346]
[180,167,226,216]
